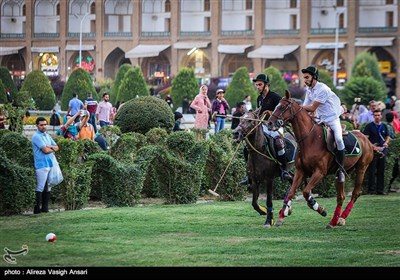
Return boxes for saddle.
[322,124,362,156]
[263,132,296,163]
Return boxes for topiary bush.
[225,66,257,110]
[20,70,55,110]
[113,96,174,134]
[0,80,6,104]
[0,131,33,168]
[110,132,147,163]
[170,67,199,111]
[61,68,99,111]
[146,127,168,146]
[0,148,35,216]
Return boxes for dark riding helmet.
[301,65,319,80]
[252,73,270,84]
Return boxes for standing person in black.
[239,73,292,186]
[363,110,391,195]
[231,102,246,130]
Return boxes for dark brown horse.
[233,110,296,228]
[267,90,374,228]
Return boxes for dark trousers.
[89,113,97,133]
[367,154,386,193]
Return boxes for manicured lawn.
[1,193,399,267]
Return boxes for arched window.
[56,3,60,15]
[90,2,95,14]
[165,0,171,12]
[23,4,26,16]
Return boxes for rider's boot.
[239,175,252,186]
[277,154,292,181]
[335,149,345,183]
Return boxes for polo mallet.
[208,142,242,197]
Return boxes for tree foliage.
[225,66,256,109]
[61,68,99,110]
[111,64,131,105]
[264,66,288,95]
[20,70,55,110]
[341,77,386,106]
[0,80,6,104]
[117,66,148,103]
[0,67,18,100]
[318,69,338,94]
[170,67,199,111]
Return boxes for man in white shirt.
[301,66,346,183]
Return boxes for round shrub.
[113,96,174,134]
[20,70,55,110]
[146,127,168,146]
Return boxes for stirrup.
[239,176,249,186]
[281,170,292,181]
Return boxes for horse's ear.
[285,90,291,100]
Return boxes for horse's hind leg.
[264,178,274,228]
[326,180,345,228]
[337,169,365,226]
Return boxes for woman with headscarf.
[190,85,211,139]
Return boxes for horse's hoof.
[326,224,335,229]
[320,208,327,217]
[288,208,292,216]
[337,218,346,226]
[275,219,284,227]
[263,223,272,229]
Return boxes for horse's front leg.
[275,170,305,226]
[303,171,327,217]
[326,179,345,228]
[264,177,274,228]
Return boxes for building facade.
[0,0,399,92]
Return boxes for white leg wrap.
[283,200,292,216]
[313,201,319,211]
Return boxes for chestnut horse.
[233,110,296,228]
[267,90,374,228]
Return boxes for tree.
[351,52,385,86]
[170,67,199,111]
[20,70,55,110]
[0,67,18,101]
[61,68,99,111]
[110,64,131,105]
[225,66,256,109]
[318,69,337,94]
[341,77,386,107]
[264,66,288,95]
[117,66,149,103]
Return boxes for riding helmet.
[252,73,270,84]
[301,65,319,80]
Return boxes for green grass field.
[1,193,399,268]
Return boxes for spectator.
[84,92,98,133]
[165,93,173,108]
[173,111,184,132]
[231,102,246,130]
[190,85,211,140]
[392,111,400,133]
[49,109,61,127]
[363,110,391,195]
[385,112,396,139]
[77,110,95,140]
[182,97,190,114]
[56,111,80,140]
[67,93,84,123]
[0,107,6,129]
[211,89,230,134]
[96,93,113,127]
[350,97,367,129]
[358,100,378,126]
[31,117,59,214]
[243,95,252,112]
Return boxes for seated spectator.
[173,111,184,132]
[49,109,61,126]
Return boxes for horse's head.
[267,90,301,131]
[232,110,263,143]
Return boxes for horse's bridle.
[270,98,316,143]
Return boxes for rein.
[243,113,277,163]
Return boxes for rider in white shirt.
[301,66,346,183]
